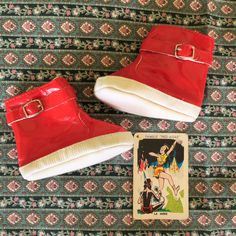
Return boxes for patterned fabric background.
[0,0,235,235]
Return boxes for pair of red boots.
[5,25,214,180]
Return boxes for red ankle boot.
[5,78,133,180]
[94,25,214,122]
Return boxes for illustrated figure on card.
[149,140,180,196]
[138,178,165,214]
[133,133,189,220]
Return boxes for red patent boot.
[94,25,214,122]
[5,78,133,180]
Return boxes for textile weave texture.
[0,0,235,235]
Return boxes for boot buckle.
[23,99,44,118]
[175,44,195,60]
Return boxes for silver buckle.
[22,99,44,118]
[175,44,195,60]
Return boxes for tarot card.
[133,133,189,220]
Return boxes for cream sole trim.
[94,76,201,122]
[19,131,133,181]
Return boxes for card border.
[133,133,189,220]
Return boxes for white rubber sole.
[94,76,201,122]
[19,131,133,181]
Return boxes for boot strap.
[140,39,213,66]
[6,86,77,126]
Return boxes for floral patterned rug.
[0,0,235,235]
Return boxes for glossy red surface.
[5,78,126,167]
[112,25,214,107]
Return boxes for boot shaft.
[5,78,125,167]
[138,25,214,106]
[5,78,78,125]
[114,25,214,107]
[5,78,85,166]
[5,78,133,180]
[96,25,214,121]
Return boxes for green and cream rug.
[0,0,235,235]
